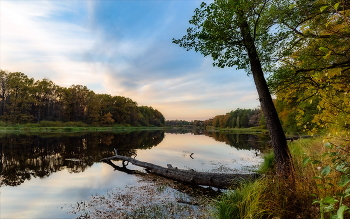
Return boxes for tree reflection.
[0,131,164,186]
[204,132,270,151]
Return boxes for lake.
[0,131,269,218]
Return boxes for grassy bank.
[0,123,168,134]
[214,135,350,218]
[206,126,268,134]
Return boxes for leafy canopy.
[173,0,286,73]
[269,0,350,133]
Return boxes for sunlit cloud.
[1,0,259,121]
[0,1,102,87]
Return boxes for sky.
[0,0,259,121]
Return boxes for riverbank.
[215,134,350,218]
[0,123,270,135]
[0,125,169,134]
[206,127,268,134]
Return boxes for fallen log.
[101,149,259,189]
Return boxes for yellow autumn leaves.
[272,0,350,134]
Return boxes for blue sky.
[0,0,259,120]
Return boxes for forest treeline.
[204,108,262,129]
[166,108,263,130]
[0,70,165,127]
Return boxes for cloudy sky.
[0,0,259,120]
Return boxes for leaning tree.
[173,0,294,177]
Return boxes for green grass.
[214,179,268,219]
[214,135,350,218]
[0,125,168,134]
[206,126,268,134]
[257,150,275,174]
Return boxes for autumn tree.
[173,0,293,177]
[269,0,350,133]
[101,112,115,126]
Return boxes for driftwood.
[101,149,259,189]
[102,159,143,175]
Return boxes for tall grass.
[257,150,274,174]
[214,136,350,218]
[215,180,268,219]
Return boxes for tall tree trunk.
[239,15,294,178]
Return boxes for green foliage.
[165,120,193,127]
[138,106,165,127]
[257,151,275,174]
[269,0,350,134]
[303,141,350,218]
[215,180,267,219]
[172,0,284,72]
[174,0,294,179]
[63,122,86,127]
[214,135,350,218]
[0,70,165,127]
[204,108,262,129]
[215,190,242,219]
[24,123,40,128]
[63,127,73,132]
[39,121,64,127]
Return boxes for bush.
[301,137,350,219]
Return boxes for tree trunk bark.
[239,16,294,178]
[101,153,259,189]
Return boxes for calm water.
[0,131,269,219]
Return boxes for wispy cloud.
[1,1,101,86]
[1,0,259,120]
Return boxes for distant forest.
[204,108,263,128]
[166,108,264,129]
[0,70,165,127]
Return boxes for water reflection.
[0,131,164,186]
[0,131,270,187]
[1,131,269,219]
[205,132,270,151]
